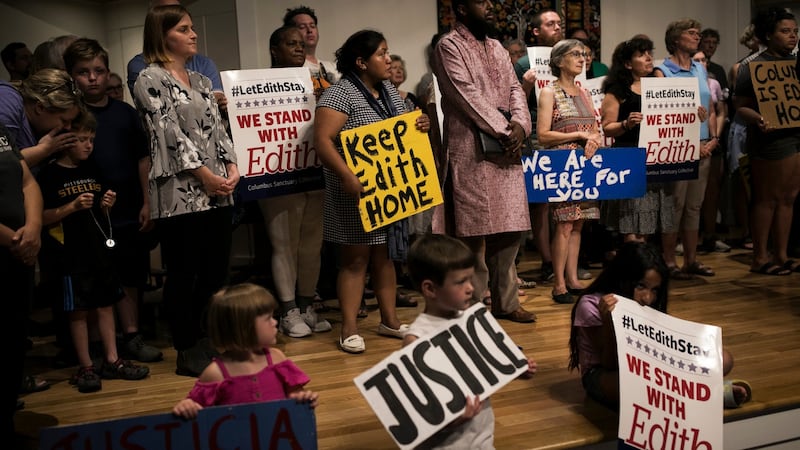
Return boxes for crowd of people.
[1,0,796,444]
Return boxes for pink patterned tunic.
[432,22,532,237]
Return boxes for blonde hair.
[16,68,83,111]
[207,283,278,353]
[142,5,191,65]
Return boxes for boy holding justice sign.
[355,234,536,449]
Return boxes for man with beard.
[433,0,536,325]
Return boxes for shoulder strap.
[215,358,231,378]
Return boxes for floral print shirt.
[133,65,236,219]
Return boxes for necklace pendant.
[106,239,116,249]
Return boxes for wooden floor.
[15,246,800,449]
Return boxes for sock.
[281,300,298,316]
[296,296,314,311]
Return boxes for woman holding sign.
[314,30,431,354]
[733,8,800,276]
[133,4,239,376]
[654,18,717,280]
[256,25,332,339]
[537,39,603,305]
[600,36,678,244]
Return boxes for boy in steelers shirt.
[37,113,149,393]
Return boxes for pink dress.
[547,81,601,222]
[186,348,310,407]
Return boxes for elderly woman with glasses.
[0,68,83,167]
[654,18,716,280]
[536,39,603,305]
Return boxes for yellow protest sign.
[340,110,443,232]
[750,60,800,130]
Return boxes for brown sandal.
[684,261,714,276]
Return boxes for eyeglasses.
[107,85,123,91]
[41,78,81,98]
[566,50,588,59]
[683,29,701,37]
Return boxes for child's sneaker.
[100,358,150,380]
[301,306,332,333]
[70,366,102,393]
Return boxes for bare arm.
[313,107,362,196]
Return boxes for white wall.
[237,0,438,95]
[0,0,765,88]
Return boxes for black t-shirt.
[37,160,112,275]
[0,123,24,231]
[87,98,148,227]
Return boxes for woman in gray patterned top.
[133,4,239,377]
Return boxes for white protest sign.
[354,302,528,449]
[527,46,587,101]
[581,76,615,147]
[638,77,701,181]
[611,295,723,450]
[221,68,321,200]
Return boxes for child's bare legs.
[96,306,120,364]
[69,310,92,368]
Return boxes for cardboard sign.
[354,303,528,449]
[639,77,701,182]
[340,110,443,232]
[221,68,323,201]
[750,60,800,129]
[522,147,646,203]
[611,296,723,450]
[39,399,317,450]
[526,46,587,101]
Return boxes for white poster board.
[220,68,322,200]
[354,303,528,449]
[611,295,723,449]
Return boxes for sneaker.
[99,358,149,380]
[121,334,163,362]
[301,306,332,333]
[70,366,102,393]
[714,240,731,253]
[280,308,312,338]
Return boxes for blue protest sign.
[522,147,646,203]
[40,399,317,450]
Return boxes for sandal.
[782,259,800,272]
[20,375,50,394]
[684,261,715,277]
[723,379,752,408]
[396,292,418,308]
[750,262,791,276]
[669,266,694,280]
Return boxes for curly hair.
[752,7,795,46]
[602,36,654,101]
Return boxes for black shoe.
[176,345,213,377]
[70,366,102,393]
[540,262,555,282]
[100,358,149,380]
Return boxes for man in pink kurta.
[433,0,535,323]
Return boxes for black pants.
[158,207,233,351]
[0,249,33,436]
